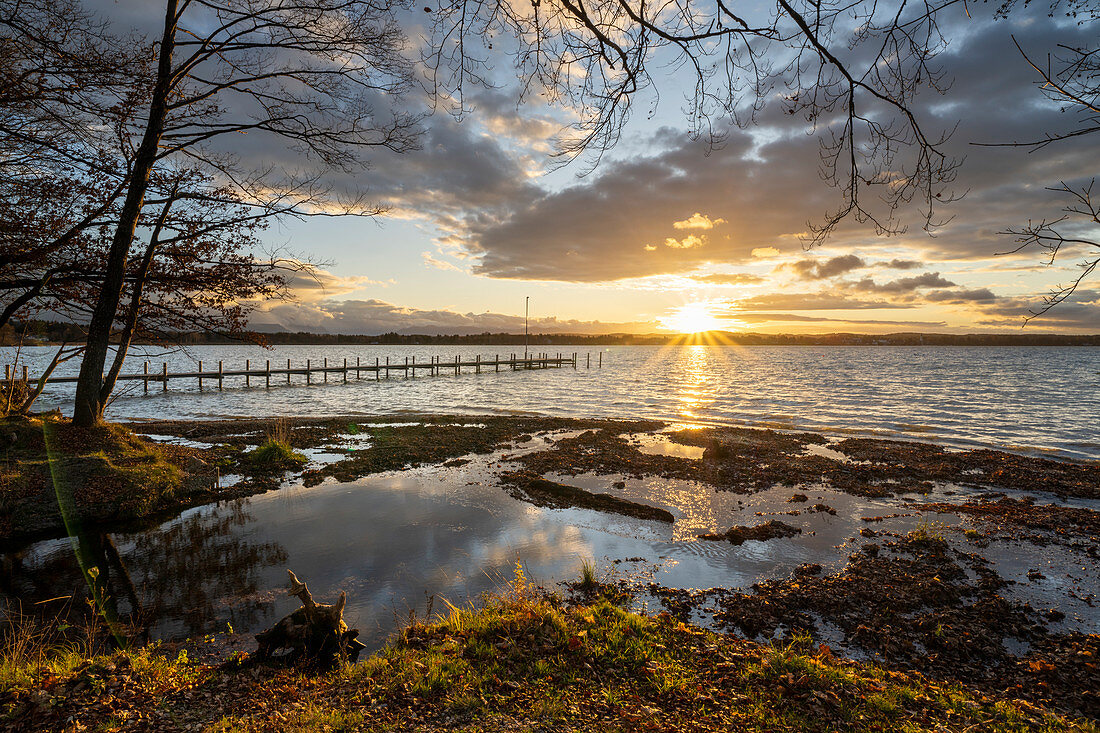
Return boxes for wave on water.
[4,343,1099,460]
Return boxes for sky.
[110,1,1100,335]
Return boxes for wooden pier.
[5,352,603,394]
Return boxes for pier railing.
[5,351,603,394]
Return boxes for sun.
[662,302,722,333]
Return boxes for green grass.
[3,567,1094,732]
[245,439,306,470]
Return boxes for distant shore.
[5,318,1100,347]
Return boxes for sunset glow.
[662,302,723,333]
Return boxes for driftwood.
[254,570,366,665]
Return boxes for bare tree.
[426,0,966,243]
[977,1,1100,317]
[5,0,425,426]
[999,180,1099,319]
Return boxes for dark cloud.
[433,8,1100,295]
[969,290,1100,330]
[924,288,1000,303]
[256,299,655,335]
[876,259,924,271]
[729,293,908,311]
[854,272,958,294]
[780,255,867,280]
[732,313,947,327]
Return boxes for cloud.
[780,254,867,280]
[664,234,705,249]
[876,259,923,271]
[854,272,958,293]
[281,266,387,302]
[968,290,1100,330]
[923,288,1000,303]
[422,252,464,272]
[673,212,726,230]
[731,293,908,310]
[256,299,658,335]
[411,9,1100,292]
[730,313,947,327]
[689,273,766,285]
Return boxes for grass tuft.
[246,421,306,470]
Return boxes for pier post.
[455,355,459,376]
[162,362,168,391]
[266,360,271,388]
[376,357,380,381]
[587,353,590,369]
[599,352,602,368]
[496,354,499,372]
[324,358,328,383]
[476,354,481,374]
[143,362,149,393]
[198,360,203,390]
[246,359,250,387]
[218,361,223,390]
[343,358,348,383]
[287,359,291,384]
[307,359,311,384]
[409,356,413,378]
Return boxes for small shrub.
[909,518,946,543]
[579,559,598,592]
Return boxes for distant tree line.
[4,320,1098,347]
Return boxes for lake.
[3,344,1098,653]
[5,344,1099,459]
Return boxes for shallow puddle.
[630,433,707,460]
[3,431,1097,655]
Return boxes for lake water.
[5,344,1100,459]
[4,344,1099,653]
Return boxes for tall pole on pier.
[524,296,529,359]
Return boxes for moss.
[0,416,226,545]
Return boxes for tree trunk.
[100,200,169,403]
[71,0,178,426]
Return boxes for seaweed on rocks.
[703,537,1100,718]
[698,520,802,545]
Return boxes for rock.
[699,520,802,545]
[500,471,674,523]
[787,494,808,503]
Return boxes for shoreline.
[3,413,1100,726]
[3,412,1098,550]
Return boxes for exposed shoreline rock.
[500,470,675,523]
[698,519,802,545]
